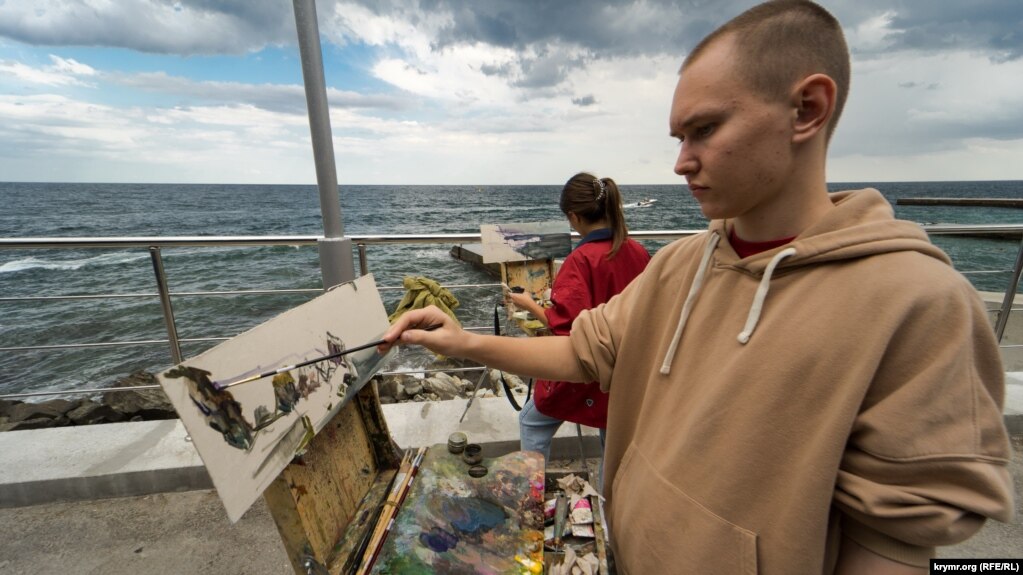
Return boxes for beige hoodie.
[570,189,1013,574]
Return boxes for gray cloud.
[512,51,587,89]
[0,0,294,55]
[897,81,940,90]
[572,95,597,107]
[3,1,1020,64]
[110,71,410,113]
[479,62,512,77]
[426,0,719,58]
[832,99,1023,159]
[880,1,1023,62]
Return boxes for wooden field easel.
[262,382,402,574]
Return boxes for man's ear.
[791,74,836,144]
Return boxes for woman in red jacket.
[508,172,650,469]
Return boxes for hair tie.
[594,178,606,202]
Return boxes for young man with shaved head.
[380,1,1014,572]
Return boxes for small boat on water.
[625,198,658,209]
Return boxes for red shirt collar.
[728,227,795,259]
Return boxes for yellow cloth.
[388,276,461,325]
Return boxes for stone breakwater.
[0,364,531,432]
[0,370,177,431]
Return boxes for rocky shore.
[0,363,531,432]
[376,360,530,404]
[0,371,177,432]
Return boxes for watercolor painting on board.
[156,274,394,523]
[370,447,545,574]
[480,221,571,263]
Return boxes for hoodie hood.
[717,189,950,273]
[659,188,951,373]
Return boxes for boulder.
[376,374,405,399]
[67,400,126,425]
[1,416,71,431]
[0,399,24,417]
[6,401,68,423]
[403,380,424,397]
[102,370,176,420]
[489,370,529,395]
[424,372,463,400]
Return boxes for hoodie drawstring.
[737,247,796,344]
[660,233,720,375]
[659,238,798,375]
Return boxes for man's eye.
[696,124,715,138]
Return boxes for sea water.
[0,181,1020,397]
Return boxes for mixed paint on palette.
[156,275,394,523]
[371,447,545,574]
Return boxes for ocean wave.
[0,252,149,274]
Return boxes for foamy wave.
[0,252,148,274]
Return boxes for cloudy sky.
[1,0,1021,185]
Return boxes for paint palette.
[370,446,545,574]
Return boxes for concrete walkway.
[0,382,1020,573]
[0,442,1018,574]
[0,396,601,508]
[0,395,599,575]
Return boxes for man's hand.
[377,306,467,358]
[378,305,587,383]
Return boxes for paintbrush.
[359,446,428,575]
[353,449,415,574]
[213,324,442,390]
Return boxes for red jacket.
[533,229,650,427]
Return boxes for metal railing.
[2,225,1022,399]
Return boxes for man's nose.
[674,145,697,176]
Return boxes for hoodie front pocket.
[610,443,758,575]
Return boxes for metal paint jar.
[447,432,468,454]
[462,443,483,465]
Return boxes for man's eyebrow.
[671,107,727,137]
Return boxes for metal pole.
[149,247,183,364]
[993,235,1023,343]
[293,0,355,289]
[357,243,369,276]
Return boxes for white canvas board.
[156,274,394,523]
[480,221,571,263]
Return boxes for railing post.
[357,243,368,276]
[993,235,1023,343]
[293,0,355,289]
[149,246,183,364]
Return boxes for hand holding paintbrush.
[215,323,441,390]
[377,308,466,357]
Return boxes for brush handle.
[215,323,441,390]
